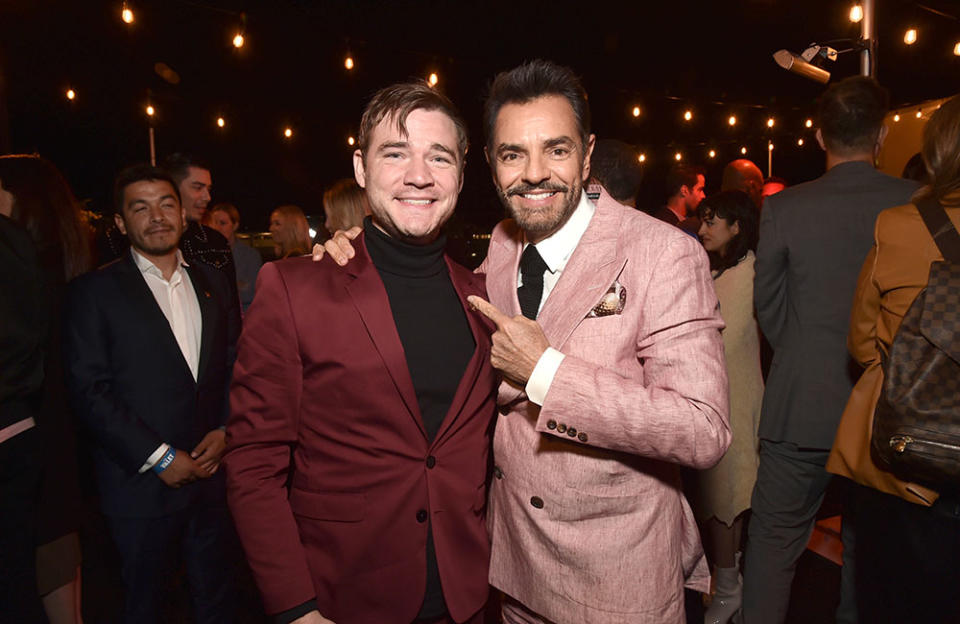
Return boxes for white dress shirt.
[521,192,595,405]
[131,248,203,472]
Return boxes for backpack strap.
[916,196,960,264]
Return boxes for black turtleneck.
[363,217,475,620]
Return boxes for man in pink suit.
[469,60,731,624]
[223,83,497,624]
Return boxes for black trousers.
[106,502,237,624]
[852,483,960,624]
[0,427,46,623]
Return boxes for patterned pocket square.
[587,280,626,317]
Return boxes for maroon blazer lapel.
[431,260,493,447]
[343,235,426,438]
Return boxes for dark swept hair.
[590,139,644,204]
[697,190,758,275]
[0,154,92,279]
[665,164,705,199]
[916,94,960,203]
[816,76,889,155]
[483,59,591,153]
[113,164,181,215]
[357,81,468,166]
[160,152,211,186]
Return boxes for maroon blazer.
[224,236,497,623]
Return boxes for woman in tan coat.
[827,94,960,623]
[693,190,764,624]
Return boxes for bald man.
[721,159,764,209]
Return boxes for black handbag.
[871,196,960,486]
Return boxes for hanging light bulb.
[347,136,356,146]
[145,104,155,116]
[849,4,863,23]
[798,138,804,146]
[66,88,76,101]
[916,109,923,119]
[345,56,354,70]
[954,42,960,56]
[768,142,775,151]
[904,28,918,45]
[121,2,134,24]
[638,153,646,163]
[428,72,438,86]
[674,152,683,161]
[216,117,225,128]
[893,113,901,122]
[632,106,641,118]
[805,118,813,128]
[232,32,244,48]
[741,146,747,155]
[284,127,293,138]
[708,149,716,159]
[767,117,775,128]
[683,110,693,122]
[728,115,737,126]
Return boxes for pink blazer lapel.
[537,190,627,349]
[484,223,528,405]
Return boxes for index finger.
[467,295,510,328]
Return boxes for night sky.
[2,0,958,238]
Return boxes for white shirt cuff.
[525,347,565,406]
[140,443,171,473]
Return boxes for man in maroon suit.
[223,82,497,624]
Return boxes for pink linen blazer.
[482,190,731,624]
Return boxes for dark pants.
[0,427,46,623]
[852,484,960,624]
[742,440,856,624]
[106,503,237,624]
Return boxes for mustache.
[506,182,569,197]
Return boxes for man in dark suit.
[64,164,241,624]
[654,163,705,235]
[742,76,918,624]
[224,82,497,624]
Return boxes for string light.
[632,106,641,118]
[728,115,737,126]
[904,28,918,45]
[767,117,775,128]
[284,127,293,138]
[805,118,813,128]
[347,136,355,146]
[232,32,244,48]
[683,110,693,121]
[955,42,960,56]
[345,56,354,70]
[121,2,134,24]
[741,146,747,155]
[216,117,225,128]
[232,13,246,49]
[916,109,923,119]
[674,152,683,161]
[893,114,901,122]
[428,72,438,86]
[849,4,863,23]
[65,88,75,101]
[708,149,716,159]
[797,138,804,146]
[638,153,646,163]
[145,104,155,116]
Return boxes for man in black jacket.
[65,164,241,624]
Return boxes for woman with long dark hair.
[691,190,763,624]
[0,154,92,624]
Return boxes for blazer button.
[546,420,557,430]
[493,466,504,480]
[578,432,589,443]
[416,509,428,523]
[426,455,436,469]
[530,496,544,509]
[556,423,567,433]
[566,427,577,437]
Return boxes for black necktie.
[517,244,548,320]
